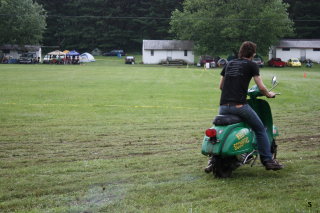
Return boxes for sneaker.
[204,157,215,173]
[204,164,213,173]
[263,159,284,171]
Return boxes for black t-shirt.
[220,58,260,105]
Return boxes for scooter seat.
[213,115,243,126]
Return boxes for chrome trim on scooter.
[242,150,256,164]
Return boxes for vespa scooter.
[201,76,279,178]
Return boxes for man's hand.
[267,91,276,98]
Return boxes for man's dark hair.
[238,41,257,58]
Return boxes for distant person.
[306,59,313,68]
[2,56,8,63]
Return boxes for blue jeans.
[219,104,273,162]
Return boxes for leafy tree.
[284,0,320,39]
[0,0,46,45]
[170,0,294,55]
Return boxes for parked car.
[18,53,39,64]
[103,50,125,56]
[214,56,221,64]
[199,55,214,66]
[268,58,286,67]
[253,57,264,67]
[43,55,50,64]
[217,58,228,67]
[287,58,301,67]
[125,56,135,64]
[210,61,216,68]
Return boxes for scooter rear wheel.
[214,156,238,178]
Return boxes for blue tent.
[66,50,80,56]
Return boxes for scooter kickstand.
[250,155,258,167]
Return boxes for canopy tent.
[80,52,95,62]
[67,50,80,56]
[63,50,69,54]
[48,50,66,56]
[44,50,66,64]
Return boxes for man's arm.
[253,75,275,98]
[219,76,224,90]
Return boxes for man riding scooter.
[206,41,283,172]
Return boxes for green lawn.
[0,57,319,212]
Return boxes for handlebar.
[248,86,281,99]
[271,93,281,98]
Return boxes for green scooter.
[201,77,279,178]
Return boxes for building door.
[300,49,306,61]
[166,50,172,61]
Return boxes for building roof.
[275,39,320,49]
[143,40,194,50]
[0,44,41,51]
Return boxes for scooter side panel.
[201,126,223,156]
[248,99,274,144]
[201,135,217,156]
[201,123,244,156]
[221,127,255,156]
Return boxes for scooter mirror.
[272,76,277,86]
[269,76,278,92]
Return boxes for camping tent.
[80,52,95,62]
[91,48,102,56]
[65,50,80,64]
[67,50,80,56]
[44,50,66,64]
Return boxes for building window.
[151,50,154,56]
[282,48,290,51]
[313,48,320,51]
[184,50,188,56]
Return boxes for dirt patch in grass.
[278,134,320,152]
[278,134,320,142]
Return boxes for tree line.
[284,0,320,39]
[0,0,319,54]
[35,0,183,52]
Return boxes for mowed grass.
[0,57,319,212]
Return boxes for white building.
[0,44,42,62]
[269,39,320,62]
[142,40,194,64]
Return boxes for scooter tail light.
[205,128,217,138]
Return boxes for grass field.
[0,56,319,212]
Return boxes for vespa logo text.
[233,137,249,150]
[235,129,249,140]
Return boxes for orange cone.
[303,72,307,78]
